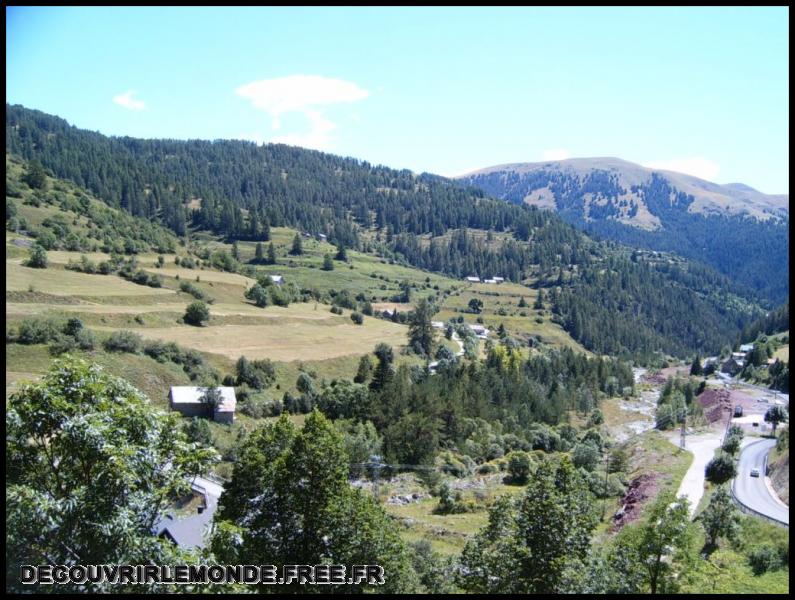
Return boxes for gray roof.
[169,386,236,413]
[154,494,218,550]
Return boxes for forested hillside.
[6,104,764,360]
[460,161,789,305]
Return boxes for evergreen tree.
[322,253,334,271]
[255,241,264,263]
[335,243,347,261]
[267,241,277,265]
[408,297,437,357]
[690,355,703,376]
[290,233,303,256]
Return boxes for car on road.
[750,468,760,477]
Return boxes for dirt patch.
[769,450,789,506]
[697,388,732,424]
[643,366,690,386]
[611,472,660,532]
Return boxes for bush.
[102,330,142,353]
[350,312,364,325]
[16,317,61,344]
[748,545,784,575]
[184,301,210,326]
[26,244,48,268]
[330,306,343,315]
[705,453,736,484]
[504,450,532,484]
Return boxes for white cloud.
[541,148,570,161]
[235,75,369,150]
[112,90,146,111]
[642,156,720,181]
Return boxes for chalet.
[169,386,236,424]
[154,484,217,549]
[317,233,328,242]
[465,276,481,283]
[431,321,446,330]
[492,277,505,283]
[469,324,489,339]
[269,274,284,286]
[739,343,754,353]
[720,357,744,376]
[301,231,312,238]
[483,278,498,284]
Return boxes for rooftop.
[169,386,237,412]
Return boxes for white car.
[750,468,760,478]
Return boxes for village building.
[317,233,328,242]
[483,278,498,284]
[492,277,505,283]
[431,321,445,330]
[720,357,744,376]
[169,386,236,424]
[154,482,218,549]
[469,324,489,339]
[465,276,481,283]
[738,343,754,353]
[269,274,284,286]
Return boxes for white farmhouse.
[169,386,237,424]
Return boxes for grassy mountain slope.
[458,157,789,305]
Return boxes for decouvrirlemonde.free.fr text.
[21,564,385,586]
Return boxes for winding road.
[732,438,789,526]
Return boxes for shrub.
[748,545,784,575]
[26,244,48,268]
[330,306,343,315]
[103,330,142,353]
[16,317,61,344]
[705,453,736,484]
[350,312,364,325]
[184,301,210,326]
[504,450,532,484]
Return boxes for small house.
[465,276,481,283]
[169,386,236,424]
[483,278,497,284]
[720,358,743,376]
[269,274,284,286]
[431,321,445,330]
[469,324,489,338]
[739,343,754,353]
[317,233,328,242]
[492,277,505,283]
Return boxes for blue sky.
[6,6,789,193]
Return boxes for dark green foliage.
[504,450,532,484]
[407,297,437,357]
[465,168,788,305]
[6,357,218,592]
[184,301,210,326]
[102,330,143,353]
[235,356,275,390]
[179,280,208,301]
[458,457,597,593]
[764,405,788,435]
[705,453,736,484]
[25,243,48,268]
[212,412,418,593]
[353,354,373,384]
[748,544,786,575]
[322,253,334,270]
[22,159,47,189]
[699,485,741,550]
[183,416,213,447]
[350,311,364,325]
[290,232,303,255]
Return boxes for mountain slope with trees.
[458,158,789,305]
[5,104,765,360]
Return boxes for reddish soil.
[697,388,733,424]
[611,472,660,532]
[643,366,690,386]
[697,387,764,427]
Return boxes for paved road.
[668,429,723,517]
[732,438,789,526]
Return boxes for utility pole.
[679,408,687,451]
[368,454,384,501]
[601,451,610,520]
